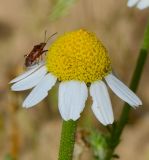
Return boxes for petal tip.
[101,121,113,126]
[104,119,114,126]
[138,100,142,106]
[127,3,133,7]
[62,117,70,121]
[137,6,145,9]
[11,85,23,91]
[133,98,142,107]
[62,115,80,121]
[22,102,27,108]
[72,116,80,121]
[22,101,32,108]
[11,85,17,91]
[9,80,14,84]
[136,101,142,107]
[22,103,32,108]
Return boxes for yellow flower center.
[46,29,112,83]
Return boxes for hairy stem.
[58,120,78,160]
[105,20,149,159]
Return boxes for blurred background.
[0,0,149,159]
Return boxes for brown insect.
[24,31,57,67]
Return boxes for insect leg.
[41,50,48,55]
[42,50,48,53]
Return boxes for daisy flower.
[10,29,142,125]
[127,0,149,9]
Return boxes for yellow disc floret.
[46,29,112,83]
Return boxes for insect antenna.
[44,30,47,42]
[45,32,57,43]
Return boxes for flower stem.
[58,120,78,160]
[105,20,149,159]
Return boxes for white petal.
[105,73,142,108]
[90,81,114,125]
[127,0,139,7]
[23,73,57,108]
[11,66,47,91]
[9,63,44,84]
[58,81,88,121]
[137,0,149,9]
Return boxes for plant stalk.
[105,20,149,160]
[58,120,78,160]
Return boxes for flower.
[10,29,142,125]
[127,0,149,9]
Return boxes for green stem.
[106,20,149,159]
[58,120,78,160]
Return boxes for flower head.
[127,0,149,9]
[46,29,111,83]
[10,29,142,125]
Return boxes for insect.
[24,31,57,67]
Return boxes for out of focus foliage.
[4,154,15,160]
[88,130,109,160]
[50,0,78,21]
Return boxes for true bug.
[24,31,57,67]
